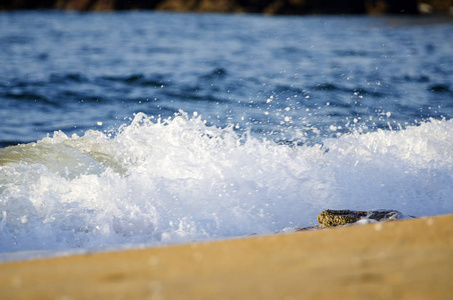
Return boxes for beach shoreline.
[1,213,452,299]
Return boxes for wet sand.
[1,214,452,299]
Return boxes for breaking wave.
[1,112,452,256]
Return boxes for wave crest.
[1,113,452,255]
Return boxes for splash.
[1,112,452,256]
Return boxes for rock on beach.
[317,209,410,227]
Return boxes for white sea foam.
[1,112,452,258]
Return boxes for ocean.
[1,11,452,259]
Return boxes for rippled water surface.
[2,12,452,145]
[1,11,452,258]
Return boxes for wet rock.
[156,0,243,13]
[261,209,412,234]
[366,0,419,14]
[317,209,410,227]
[1,0,427,14]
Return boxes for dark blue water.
[1,11,452,147]
[2,11,453,258]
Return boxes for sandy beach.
[1,213,452,299]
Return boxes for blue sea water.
[0,11,453,259]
